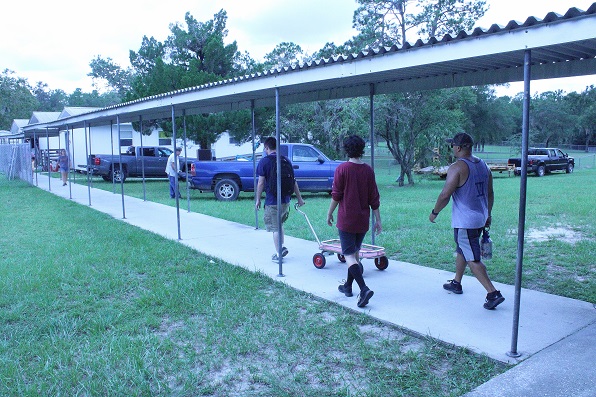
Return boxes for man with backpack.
[256,137,305,262]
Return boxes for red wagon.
[294,204,389,270]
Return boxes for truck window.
[548,149,556,157]
[158,148,172,157]
[557,149,565,157]
[142,148,156,157]
[292,146,319,162]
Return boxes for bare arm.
[429,162,463,223]
[372,208,382,235]
[327,199,339,226]
[486,171,494,227]
[255,175,266,210]
[293,181,305,207]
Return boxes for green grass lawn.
[1,177,507,396]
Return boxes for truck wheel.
[566,163,574,174]
[214,179,239,201]
[111,167,127,183]
[536,165,545,177]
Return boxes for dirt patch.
[525,226,584,244]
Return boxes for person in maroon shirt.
[327,135,382,308]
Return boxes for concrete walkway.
[35,175,596,396]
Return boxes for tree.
[32,82,69,112]
[530,91,574,147]
[375,89,473,186]
[166,10,239,78]
[345,0,488,186]
[68,88,121,108]
[348,0,487,53]
[464,86,520,150]
[0,69,38,130]
[263,42,304,70]
[88,56,132,97]
[566,86,596,150]
[413,0,488,38]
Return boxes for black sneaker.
[443,279,463,294]
[484,291,505,310]
[281,247,289,257]
[357,289,374,308]
[338,284,353,297]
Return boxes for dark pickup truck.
[189,143,343,201]
[88,146,194,183]
[508,148,574,177]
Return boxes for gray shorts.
[264,203,290,232]
[454,228,482,262]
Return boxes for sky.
[2,0,594,97]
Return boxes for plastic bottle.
[481,227,493,260]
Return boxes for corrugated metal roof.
[29,112,61,124]
[59,107,101,119]
[24,3,596,131]
[10,119,29,135]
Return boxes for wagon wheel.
[337,253,346,263]
[313,253,326,269]
[374,256,389,270]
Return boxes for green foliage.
[413,0,488,38]
[349,0,488,51]
[0,69,38,130]
[88,55,133,95]
[166,10,239,78]
[263,42,304,70]
[376,88,474,185]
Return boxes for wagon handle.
[294,203,321,246]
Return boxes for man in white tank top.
[429,132,504,310]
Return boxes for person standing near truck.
[255,137,305,262]
[165,147,182,198]
[429,132,504,310]
[327,135,381,308]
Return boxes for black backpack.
[267,154,295,197]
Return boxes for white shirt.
[165,152,180,177]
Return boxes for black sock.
[345,270,354,288]
[348,264,367,291]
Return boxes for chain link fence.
[0,144,33,184]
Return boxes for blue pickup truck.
[188,143,343,201]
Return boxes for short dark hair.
[263,136,277,150]
[446,132,474,148]
[343,135,366,158]
[175,147,182,152]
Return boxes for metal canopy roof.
[23,4,596,133]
